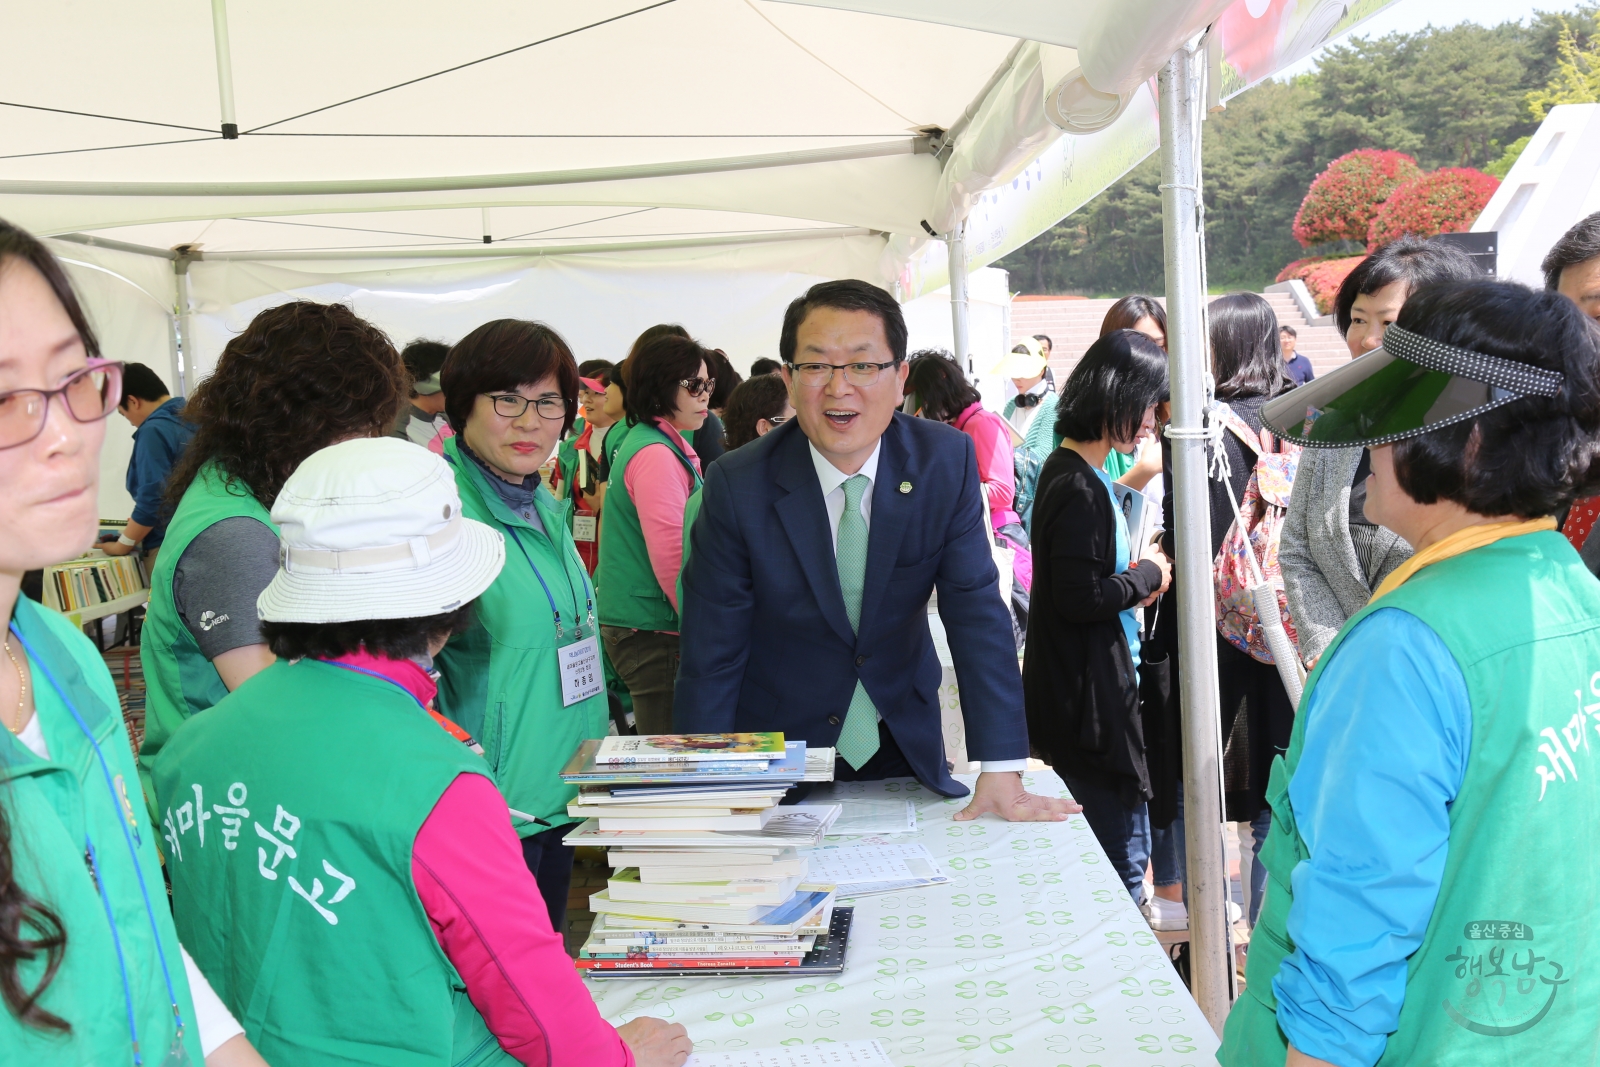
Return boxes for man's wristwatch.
[117,533,138,547]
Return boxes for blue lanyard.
[446,449,593,641]
[12,623,189,1067]
[506,525,594,642]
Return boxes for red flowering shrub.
[1292,150,1422,248]
[1366,168,1501,247]
[1278,255,1366,315]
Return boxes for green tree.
[997,8,1597,294]
[1527,20,1600,118]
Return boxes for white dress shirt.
[806,440,1024,774]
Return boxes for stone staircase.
[1010,291,1349,384]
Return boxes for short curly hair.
[165,302,406,511]
[260,605,473,661]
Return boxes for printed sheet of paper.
[825,798,915,836]
[683,1040,892,1067]
[805,842,949,897]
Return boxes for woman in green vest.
[138,302,408,814]
[596,331,712,733]
[0,220,265,1064]
[1220,280,1600,1067]
[152,436,688,1067]
[433,319,613,931]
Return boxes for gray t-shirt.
[171,515,280,659]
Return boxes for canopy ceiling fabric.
[0,0,1238,269]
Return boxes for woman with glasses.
[720,372,793,451]
[434,319,611,931]
[0,220,268,1064]
[141,301,408,817]
[597,332,713,733]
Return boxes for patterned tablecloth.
[587,771,1222,1067]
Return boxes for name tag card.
[560,634,604,707]
[573,514,598,542]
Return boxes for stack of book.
[560,733,846,975]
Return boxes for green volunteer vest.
[596,419,701,631]
[555,416,586,508]
[152,657,515,1067]
[1221,530,1600,1066]
[1,597,203,1066]
[435,437,610,831]
[139,461,278,818]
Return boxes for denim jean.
[1247,807,1271,925]
[1150,781,1185,892]
[1063,775,1151,905]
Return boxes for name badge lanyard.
[12,624,191,1067]
[505,528,605,708]
[506,526,594,643]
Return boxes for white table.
[588,771,1221,1066]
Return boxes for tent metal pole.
[1158,43,1233,1035]
[172,256,194,396]
[210,0,239,139]
[947,219,971,372]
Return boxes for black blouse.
[1023,447,1163,804]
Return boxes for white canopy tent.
[5,0,1400,1028]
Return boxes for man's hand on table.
[617,1016,691,1067]
[953,771,1082,822]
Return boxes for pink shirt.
[321,652,633,1067]
[622,418,702,613]
[953,402,1022,529]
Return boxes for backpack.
[1212,405,1302,665]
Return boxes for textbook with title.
[594,732,786,764]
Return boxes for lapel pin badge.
[898,481,912,494]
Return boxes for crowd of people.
[5,201,1600,1067]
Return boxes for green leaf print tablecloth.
[587,772,1221,1067]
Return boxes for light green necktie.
[835,473,881,769]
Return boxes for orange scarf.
[1369,516,1558,604]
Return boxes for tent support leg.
[1158,43,1235,1035]
[211,0,239,138]
[173,257,194,397]
[947,219,971,372]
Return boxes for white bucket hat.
[257,437,505,624]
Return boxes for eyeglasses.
[0,360,123,450]
[765,415,791,426]
[680,377,716,399]
[787,360,899,388]
[488,393,569,420]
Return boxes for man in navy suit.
[676,280,1077,822]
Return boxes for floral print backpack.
[1212,404,1302,665]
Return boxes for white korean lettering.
[255,824,297,880]
[175,801,194,835]
[213,782,250,851]
[191,784,212,846]
[161,808,183,861]
[323,860,356,904]
[289,876,338,925]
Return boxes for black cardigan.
[1023,448,1163,804]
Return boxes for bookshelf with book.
[43,551,149,627]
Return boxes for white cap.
[257,437,505,624]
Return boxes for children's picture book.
[595,733,786,764]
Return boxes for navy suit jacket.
[674,413,1027,796]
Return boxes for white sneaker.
[1147,895,1189,931]
[1144,896,1242,931]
